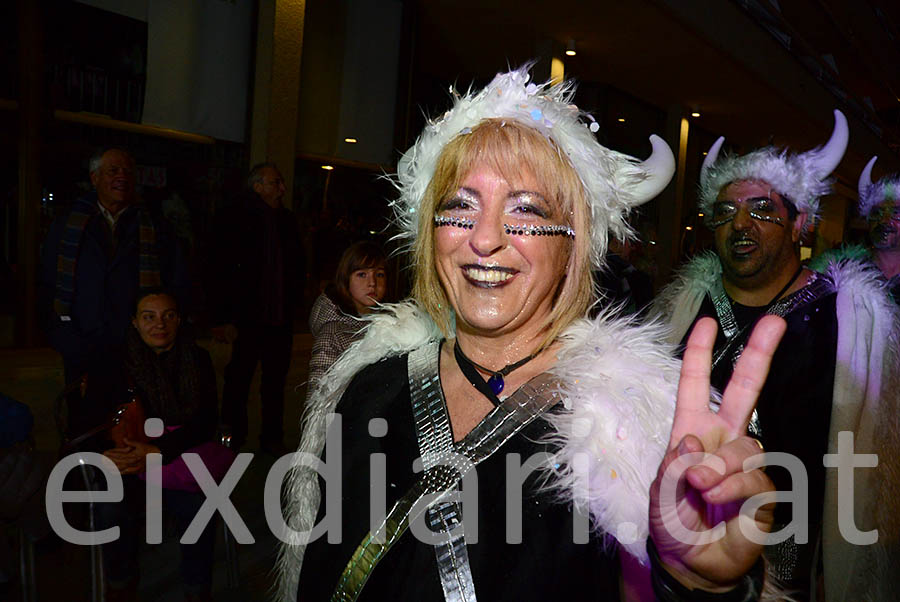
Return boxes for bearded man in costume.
[653,112,900,601]
[274,66,791,602]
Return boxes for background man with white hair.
[38,147,189,381]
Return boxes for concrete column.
[249,0,305,209]
[655,105,689,287]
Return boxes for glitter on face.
[433,165,571,340]
[434,215,574,238]
[709,195,786,229]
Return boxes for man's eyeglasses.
[709,196,785,228]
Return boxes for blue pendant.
[487,374,504,396]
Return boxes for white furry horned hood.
[857,155,900,218]
[698,110,849,226]
[274,302,682,601]
[390,64,676,267]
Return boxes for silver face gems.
[434,215,475,229]
[709,195,786,229]
[707,212,785,229]
[707,215,735,229]
[748,211,785,226]
[504,224,576,238]
[433,215,575,238]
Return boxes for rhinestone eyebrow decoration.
[433,216,575,238]
[433,215,475,229]
[707,211,785,229]
[504,224,575,238]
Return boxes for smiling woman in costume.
[276,67,785,602]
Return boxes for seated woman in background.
[306,241,388,396]
[86,289,219,602]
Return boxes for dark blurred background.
[2,0,899,345]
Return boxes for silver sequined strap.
[409,342,455,467]
[768,272,828,318]
[428,499,476,602]
[408,342,477,602]
[711,279,740,340]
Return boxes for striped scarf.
[53,202,161,316]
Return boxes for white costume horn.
[858,156,878,200]
[807,109,849,178]
[630,135,676,203]
[701,136,725,181]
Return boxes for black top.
[74,343,219,464]
[591,253,655,318]
[298,354,619,601]
[682,289,839,597]
[205,195,304,328]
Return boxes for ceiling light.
[321,165,334,171]
[691,111,701,118]
[344,137,357,144]
[566,39,576,57]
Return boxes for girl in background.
[306,241,388,396]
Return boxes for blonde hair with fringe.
[411,119,593,350]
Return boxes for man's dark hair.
[134,287,179,316]
[247,162,280,190]
[779,193,800,221]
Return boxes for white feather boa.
[543,312,680,560]
[274,302,682,601]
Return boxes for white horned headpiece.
[390,64,675,267]
[698,109,849,228]
[857,156,900,218]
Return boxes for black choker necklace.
[453,341,540,397]
[728,265,804,309]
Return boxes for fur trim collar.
[818,255,900,352]
[542,312,680,562]
[651,251,722,344]
[275,301,442,601]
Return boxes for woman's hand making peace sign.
[648,315,786,593]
